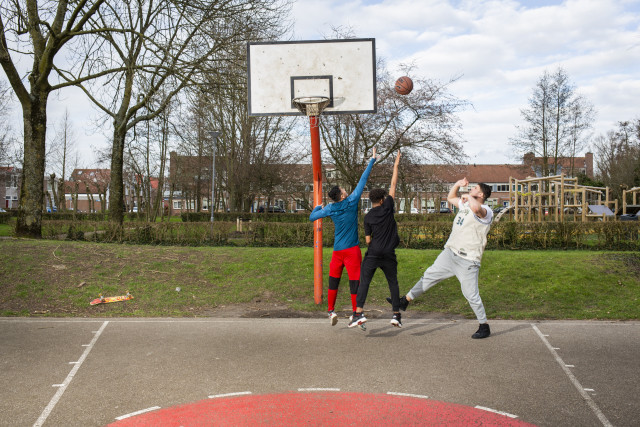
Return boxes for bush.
[0,211,13,225]
[39,219,640,250]
[181,211,310,223]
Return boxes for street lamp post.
[209,131,220,223]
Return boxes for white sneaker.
[328,311,338,326]
[348,313,367,328]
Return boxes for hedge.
[39,219,640,250]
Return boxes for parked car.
[439,208,452,214]
[619,213,638,221]
[399,208,419,214]
[0,207,6,213]
[426,208,436,214]
[258,205,285,213]
[493,206,506,214]
[46,206,57,213]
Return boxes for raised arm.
[349,148,380,200]
[447,177,468,207]
[389,150,401,199]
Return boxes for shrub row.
[40,210,455,223]
[40,220,640,250]
[182,211,455,223]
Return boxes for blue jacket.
[309,158,375,251]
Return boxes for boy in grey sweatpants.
[391,177,493,339]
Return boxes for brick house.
[164,152,595,215]
[61,169,111,213]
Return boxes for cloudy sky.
[6,0,640,167]
[291,0,640,164]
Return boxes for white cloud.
[291,0,640,163]
[5,0,640,166]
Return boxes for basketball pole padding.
[310,115,323,304]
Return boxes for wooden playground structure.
[504,174,618,222]
[621,186,640,215]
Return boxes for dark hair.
[328,186,342,202]
[369,188,386,204]
[478,183,492,201]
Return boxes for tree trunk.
[16,94,48,237]
[109,123,126,224]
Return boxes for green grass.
[0,239,638,319]
[0,223,12,236]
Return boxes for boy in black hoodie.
[349,150,402,329]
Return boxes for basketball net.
[292,96,331,117]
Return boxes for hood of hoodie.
[365,204,391,225]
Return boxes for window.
[361,198,371,211]
[496,184,509,192]
[173,201,183,209]
[296,199,304,210]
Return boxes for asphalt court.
[1,317,638,426]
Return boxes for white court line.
[33,321,109,427]
[115,406,161,421]
[387,392,429,399]
[475,406,518,418]
[531,324,612,427]
[208,391,252,399]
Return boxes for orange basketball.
[394,76,413,95]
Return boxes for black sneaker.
[348,312,367,328]
[472,323,491,339]
[386,295,409,311]
[390,313,402,328]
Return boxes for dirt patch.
[599,253,640,277]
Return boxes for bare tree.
[511,67,595,177]
[320,62,468,191]
[594,119,640,200]
[0,0,108,236]
[175,12,301,214]
[58,0,291,223]
[47,109,77,210]
[567,94,596,175]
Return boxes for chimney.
[523,152,534,165]
[585,152,593,178]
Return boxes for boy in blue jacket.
[310,148,379,325]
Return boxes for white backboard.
[247,39,377,116]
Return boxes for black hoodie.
[364,195,400,256]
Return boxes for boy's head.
[328,185,347,203]
[472,183,492,202]
[369,188,387,205]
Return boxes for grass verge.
[0,239,638,319]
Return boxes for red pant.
[329,246,362,280]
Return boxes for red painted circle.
[109,392,536,426]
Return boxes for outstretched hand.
[394,150,401,165]
[456,177,469,188]
[371,147,380,161]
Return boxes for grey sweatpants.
[407,248,487,323]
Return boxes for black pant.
[356,251,400,311]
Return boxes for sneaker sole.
[330,314,338,326]
[348,318,367,328]
[391,320,402,328]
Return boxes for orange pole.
[309,115,323,304]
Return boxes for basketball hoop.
[292,96,331,117]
